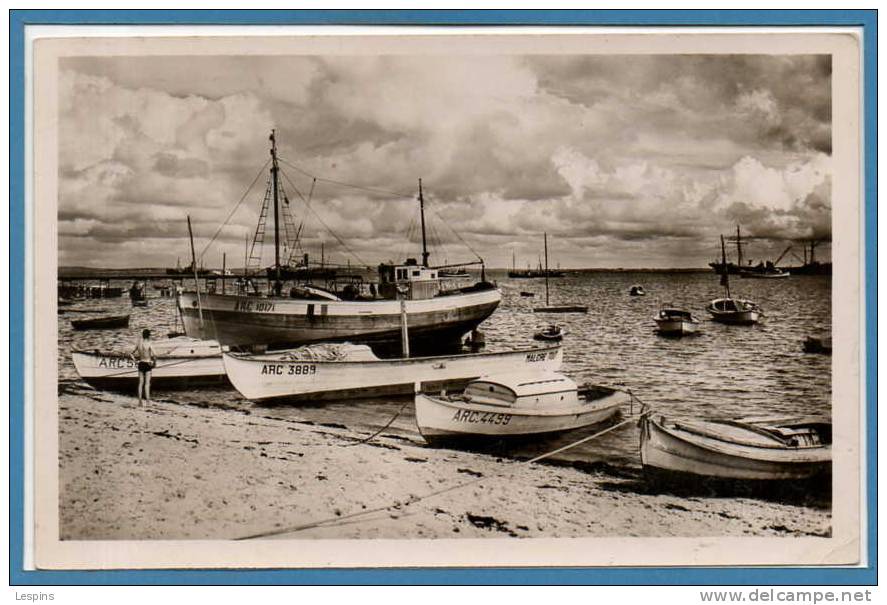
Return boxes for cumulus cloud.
[58,53,831,269]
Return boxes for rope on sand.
[236,397,653,540]
[339,398,412,448]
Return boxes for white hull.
[72,338,225,385]
[223,345,563,402]
[739,271,790,279]
[415,389,626,440]
[640,417,830,481]
[654,318,699,336]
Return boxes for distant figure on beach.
[131,328,156,406]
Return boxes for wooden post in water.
[187,215,204,327]
[398,285,410,358]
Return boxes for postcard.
[28,27,863,570]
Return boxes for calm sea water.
[58,271,831,470]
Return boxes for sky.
[58,53,832,269]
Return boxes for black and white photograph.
[32,30,863,569]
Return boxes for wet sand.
[59,388,831,541]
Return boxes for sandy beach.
[58,386,831,541]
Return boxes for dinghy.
[707,235,762,325]
[415,370,627,444]
[639,414,831,483]
[707,298,761,325]
[654,308,700,336]
[72,336,225,389]
[223,343,563,402]
[533,325,564,341]
[629,285,646,296]
[70,314,130,331]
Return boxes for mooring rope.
[339,398,413,448]
[236,402,652,540]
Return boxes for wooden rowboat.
[415,370,627,444]
[639,414,831,483]
[223,343,563,402]
[70,314,130,331]
[72,337,225,389]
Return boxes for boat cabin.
[462,371,580,409]
[378,258,442,300]
[658,308,693,322]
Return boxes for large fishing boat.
[179,131,501,348]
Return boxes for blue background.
[8,9,877,586]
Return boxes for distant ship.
[179,130,501,349]
[507,248,565,278]
[783,240,832,276]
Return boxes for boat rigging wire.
[277,156,412,199]
[236,399,651,540]
[277,167,369,267]
[198,159,271,261]
[426,203,484,264]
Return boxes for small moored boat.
[72,337,225,389]
[223,343,563,402]
[707,297,761,325]
[70,314,130,331]
[533,325,564,341]
[519,291,535,297]
[707,235,762,325]
[415,370,627,444]
[629,285,646,297]
[654,308,700,336]
[803,335,832,355]
[639,414,831,483]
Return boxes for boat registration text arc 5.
[96,356,136,369]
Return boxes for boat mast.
[187,215,203,327]
[720,234,731,299]
[418,178,430,267]
[736,224,743,268]
[270,130,281,285]
[544,232,550,306]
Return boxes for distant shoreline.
[58,266,716,279]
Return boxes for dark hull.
[709,262,741,275]
[533,306,588,313]
[71,315,130,330]
[642,465,831,503]
[80,375,230,391]
[179,290,501,348]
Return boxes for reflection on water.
[58,271,831,471]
